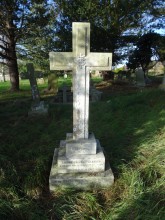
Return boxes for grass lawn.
[0,78,165,219]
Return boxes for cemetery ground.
[0,76,165,220]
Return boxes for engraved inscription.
[58,159,105,173]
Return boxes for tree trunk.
[6,17,20,92]
[8,59,19,91]
[8,41,19,91]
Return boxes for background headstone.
[159,72,165,90]
[55,84,73,103]
[27,63,48,116]
[90,82,102,102]
[135,67,146,87]
[27,63,40,103]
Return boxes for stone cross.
[50,22,112,140]
[27,63,40,104]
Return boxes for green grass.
[0,77,73,101]
[0,79,165,219]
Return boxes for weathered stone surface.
[49,22,114,190]
[55,140,105,173]
[27,63,48,116]
[135,68,145,87]
[49,22,112,140]
[27,63,40,102]
[49,148,114,190]
[66,133,97,155]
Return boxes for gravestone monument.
[54,84,73,103]
[60,84,72,103]
[27,63,48,116]
[135,67,146,87]
[159,75,165,90]
[49,22,114,189]
[90,84,102,101]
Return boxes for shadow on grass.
[0,87,165,219]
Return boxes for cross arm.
[87,53,112,71]
[49,52,74,71]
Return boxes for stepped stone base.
[49,133,114,190]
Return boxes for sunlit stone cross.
[49,22,112,140]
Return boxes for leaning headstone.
[27,63,48,116]
[49,22,114,190]
[135,67,146,87]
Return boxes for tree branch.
[0,50,10,60]
[0,60,7,66]
[0,44,9,52]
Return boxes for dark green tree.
[53,0,164,64]
[0,0,56,91]
[156,35,165,63]
[127,33,164,75]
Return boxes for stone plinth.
[49,133,114,190]
[66,133,97,156]
[58,140,105,173]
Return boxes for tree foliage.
[54,0,165,63]
[0,0,57,91]
[0,0,164,91]
[127,33,165,73]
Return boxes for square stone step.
[49,147,114,190]
[65,133,97,156]
[56,140,105,174]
